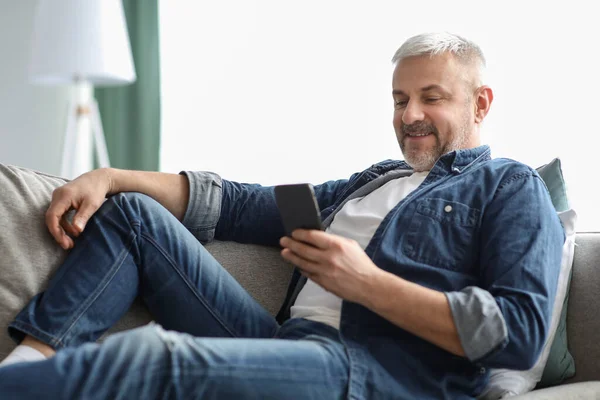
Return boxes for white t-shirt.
[290,171,429,329]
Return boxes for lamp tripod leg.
[90,100,111,169]
[60,100,79,179]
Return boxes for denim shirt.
[180,145,565,399]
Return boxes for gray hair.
[392,32,486,85]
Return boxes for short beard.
[399,119,470,172]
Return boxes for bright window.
[159,0,598,231]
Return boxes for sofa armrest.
[563,233,600,383]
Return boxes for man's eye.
[394,100,408,108]
[425,97,442,103]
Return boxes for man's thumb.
[73,203,94,232]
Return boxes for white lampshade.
[29,0,136,86]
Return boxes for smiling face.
[392,53,484,171]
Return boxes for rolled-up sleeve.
[446,286,508,361]
[447,171,564,370]
[178,171,222,243]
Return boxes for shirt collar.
[441,145,491,173]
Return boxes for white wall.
[0,0,70,175]
[160,0,599,231]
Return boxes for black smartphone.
[274,183,324,237]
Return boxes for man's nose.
[402,100,425,125]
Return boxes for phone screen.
[274,183,324,236]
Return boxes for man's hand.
[46,168,113,250]
[279,229,383,305]
[46,168,190,250]
[280,228,465,356]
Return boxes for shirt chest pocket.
[402,198,480,272]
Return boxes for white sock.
[0,345,46,367]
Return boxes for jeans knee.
[111,192,156,209]
[105,323,171,358]
[123,323,164,341]
[103,192,167,222]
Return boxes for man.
[0,32,563,399]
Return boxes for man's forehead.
[392,53,463,91]
[392,84,450,96]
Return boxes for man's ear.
[474,86,493,123]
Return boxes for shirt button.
[480,367,486,374]
[444,205,452,213]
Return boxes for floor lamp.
[29,0,136,179]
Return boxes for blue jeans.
[1,193,350,399]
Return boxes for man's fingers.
[291,229,332,250]
[71,198,99,233]
[281,236,323,262]
[61,235,74,250]
[45,198,74,248]
[281,248,319,274]
[59,216,79,237]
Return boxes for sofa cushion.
[536,158,569,212]
[0,164,157,358]
[538,209,577,386]
[536,159,576,385]
[539,274,576,386]
[0,164,69,358]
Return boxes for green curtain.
[95,0,161,171]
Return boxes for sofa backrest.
[564,233,600,383]
[204,241,293,316]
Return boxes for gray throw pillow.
[536,158,576,386]
[0,164,69,357]
[0,163,153,358]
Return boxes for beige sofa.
[0,163,599,399]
